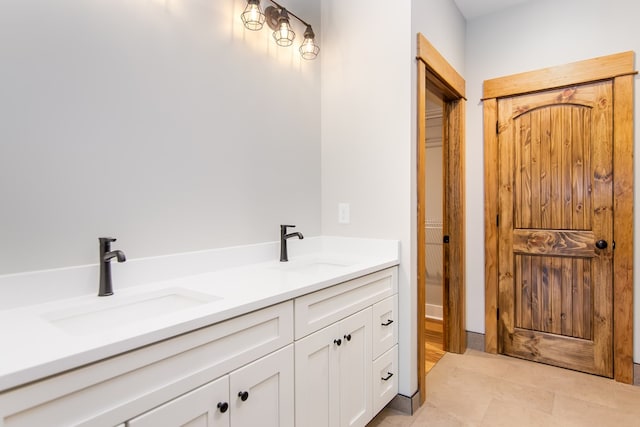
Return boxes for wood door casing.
[484,51,635,384]
[416,33,466,405]
[497,81,614,377]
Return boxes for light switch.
[338,203,350,224]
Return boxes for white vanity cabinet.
[0,302,293,427]
[294,267,398,427]
[0,264,399,427]
[127,345,294,427]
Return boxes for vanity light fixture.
[299,25,320,60]
[241,0,266,31]
[271,7,295,47]
[240,0,319,60]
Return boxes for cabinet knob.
[238,391,249,401]
[381,319,394,326]
[344,334,352,342]
[596,239,608,250]
[334,338,342,346]
[217,402,229,413]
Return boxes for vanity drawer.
[294,267,397,340]
[371,295,398,359]
[372,345,398,415]
[0,301,293,427]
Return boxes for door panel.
[127,376,229,427]
[339,308,372,427]
[294,324,339,427]
[498,81,613,377]
[230,345,294,427]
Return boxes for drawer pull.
[344,334,352,342]
[381,372,394,381]
[217,402,229,413]
[381,319,394,326]
[238,391,249,401]
[334,338,342,346]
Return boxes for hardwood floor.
[425,317,445,373]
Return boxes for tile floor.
[368,349,640,426]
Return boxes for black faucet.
[280,225,304,262]
[98,237,126,296]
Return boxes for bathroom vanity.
[0,237,399,427]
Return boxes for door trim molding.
[483,51,636,383]
[417,33,466,405]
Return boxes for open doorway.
[424,84,445,374]
[416,33,466,405]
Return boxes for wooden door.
[497,81,614,377]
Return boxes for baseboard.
[463,332,639,386]
[425,303,443,320]
[466,331,485,351]
[387,391,421,415]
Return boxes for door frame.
[483,51,636,383]
[417,33,466,404]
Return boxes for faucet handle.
[99,237,117,244]
[281,224,296,230]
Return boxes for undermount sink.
[276,259,354,275]
[42,288,221,335]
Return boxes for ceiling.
[453,0,539,20]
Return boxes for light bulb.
[273,9,295,47]
[299,25,319,60]
[241,0,265,31]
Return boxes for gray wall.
[0,0,321,274]
[320,0,466,398]
[321,0,414,394]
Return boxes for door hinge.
[496,215,499,227]
[443,235,450,244]
[612,240,616,250]
[496,121,499,134]
[497,307,500,320]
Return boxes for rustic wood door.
[497,80,614,377]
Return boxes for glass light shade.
[273,10,295,47]
[241,0,265,31]
[299,26,319,59]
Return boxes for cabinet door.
[127,376,229,427]
[295,323,340,427]
[229,345,294,427]
[372,345,398,415]
[371,295,398,359]
[339,308,372,427]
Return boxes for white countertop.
[0,237,399,392]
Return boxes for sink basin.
[42,288,221,335]
[276,259,354,275]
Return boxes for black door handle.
[217,402,229,413]
[381,372,394,381]
[596,240,608,250]
[381,319,394,326]
[334,338,342,346]
[344,334,351,342]
[238,391,249,401]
